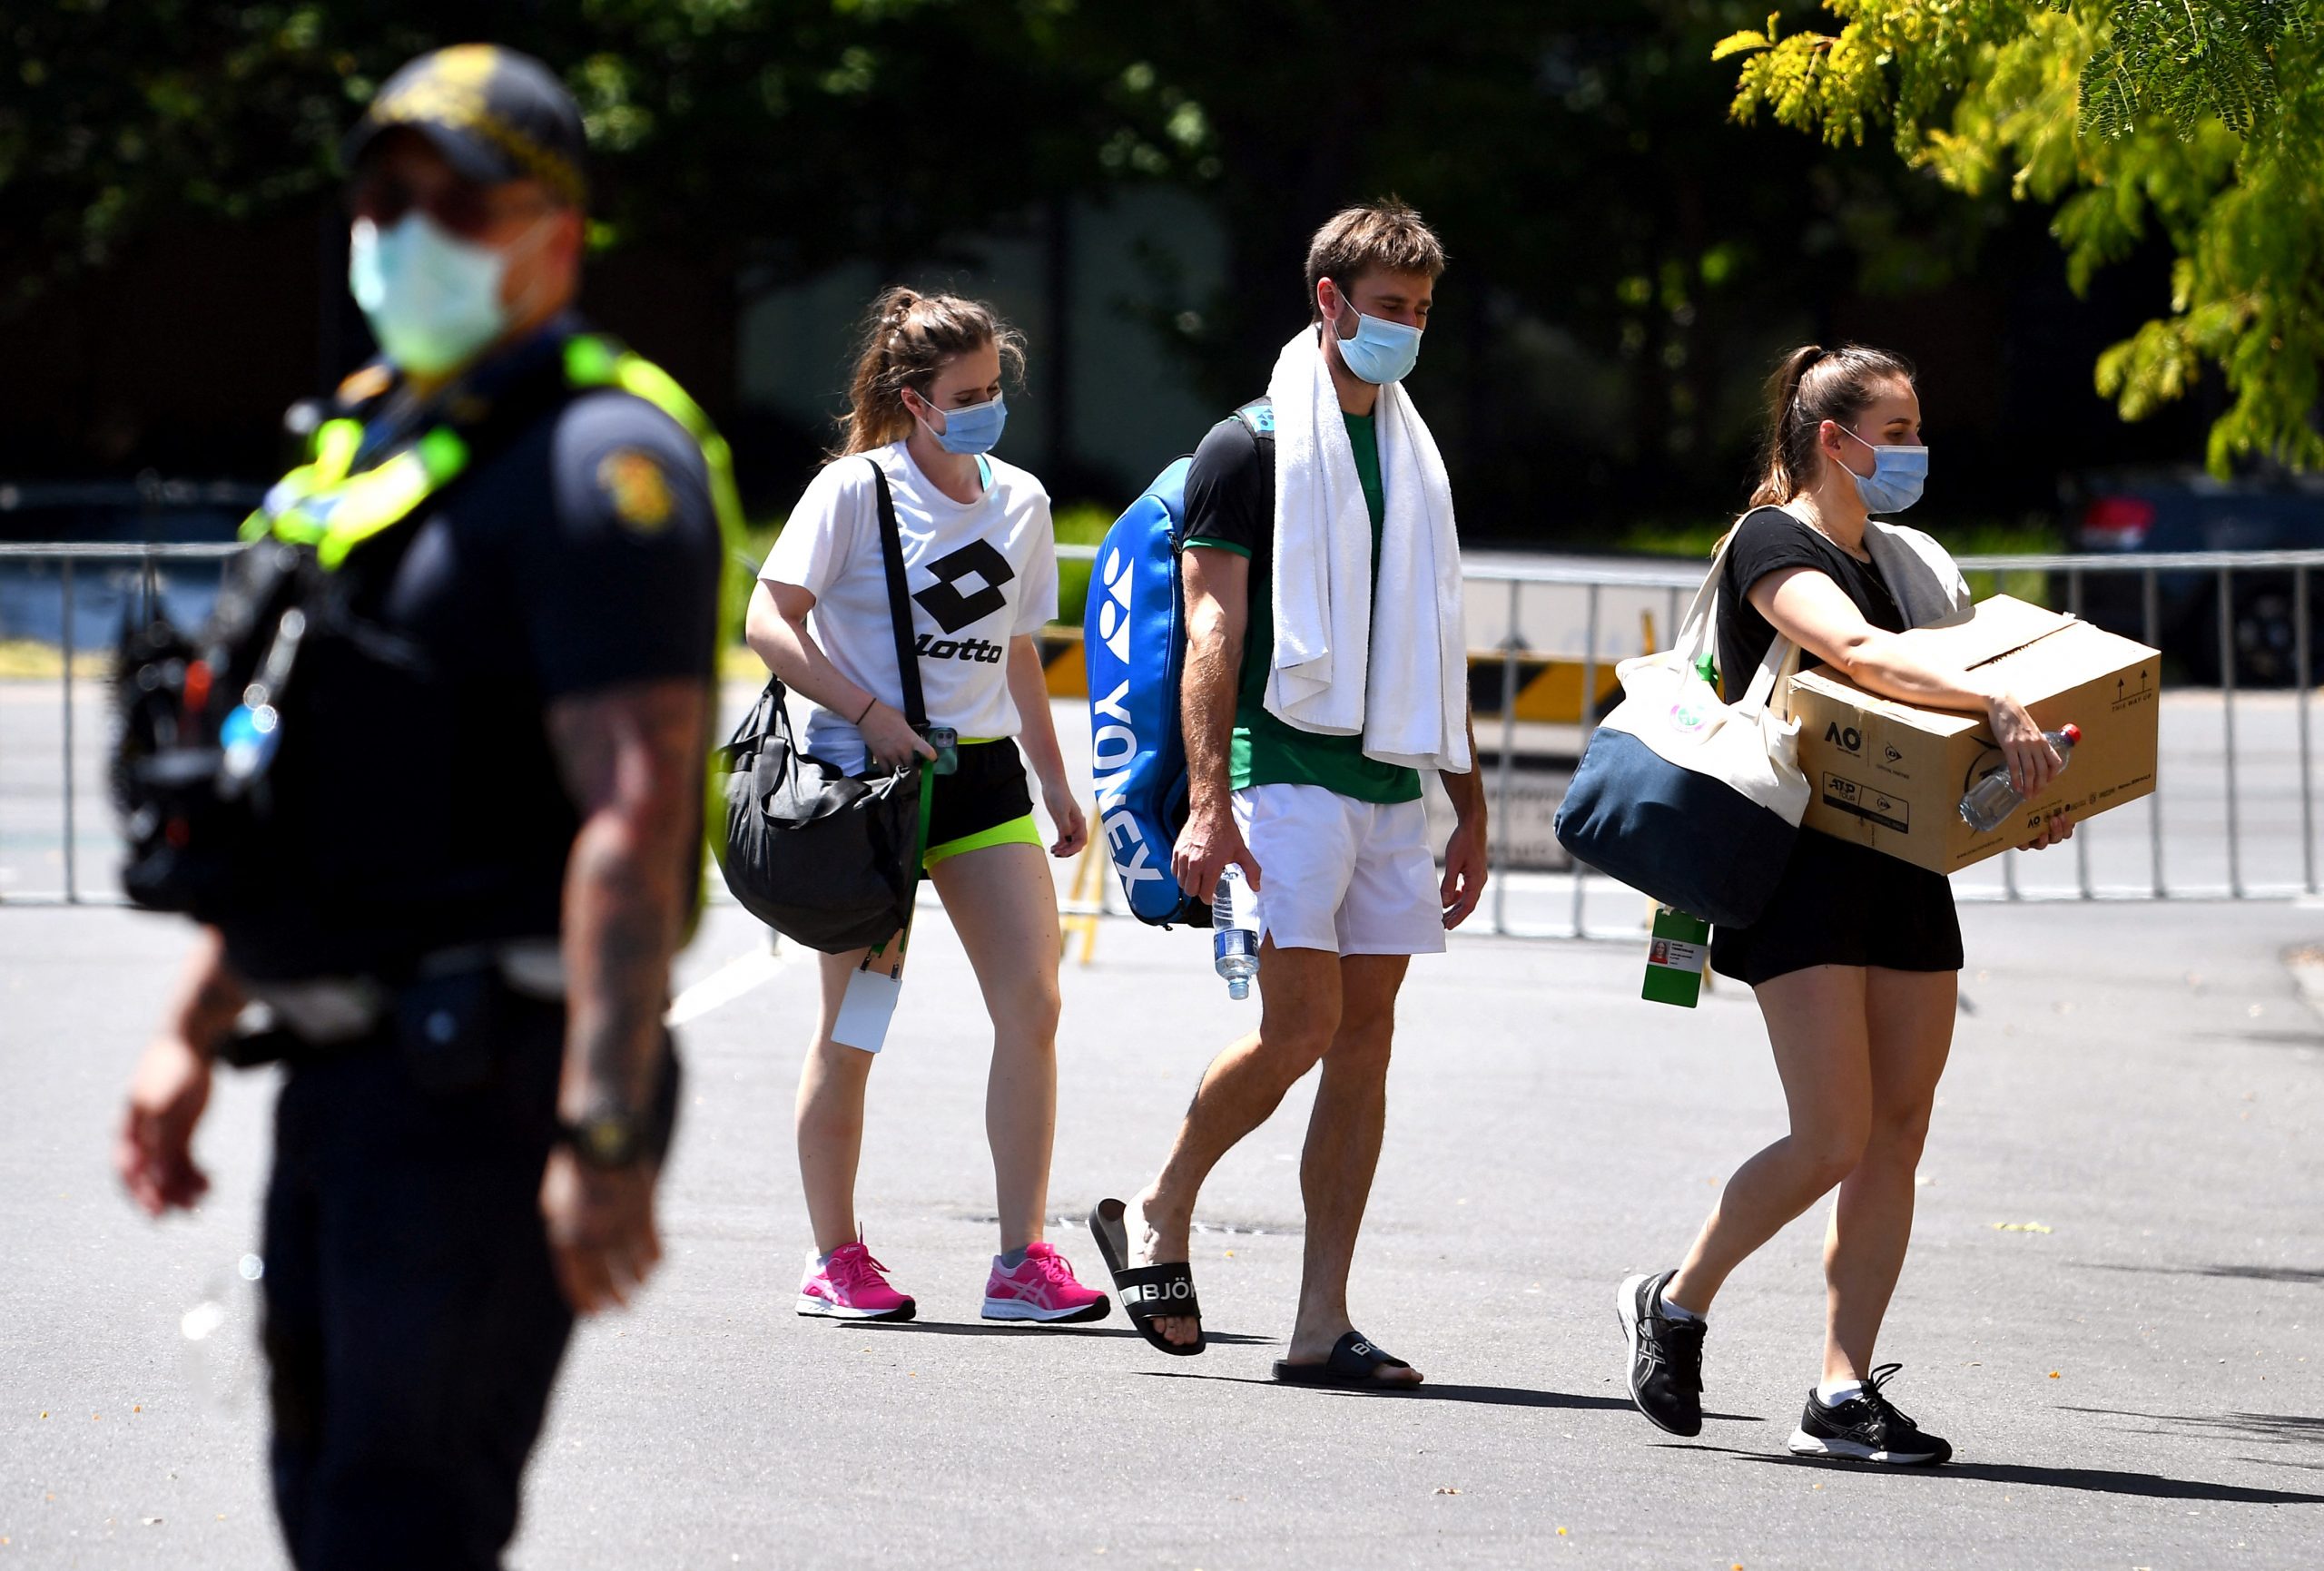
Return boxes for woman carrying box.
[1615,344,2074,1466]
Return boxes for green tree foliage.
[1716,0,2324,472]
[0,1,2045,525]
[0,1,1192,305]
[1075,0,2011,518]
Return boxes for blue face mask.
[348,213,536,378]
[1329,308,1423,385]
[916,392,1008,456]
[1837,424,1928,514]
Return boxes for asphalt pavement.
[4,881,2319,1568]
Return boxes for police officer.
[113,46,730,1570]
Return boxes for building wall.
[736,189,1226,509]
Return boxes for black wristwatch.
[558,1103,652,1171]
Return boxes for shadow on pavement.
[1665,1445,2324,1504]
[2056,1406,2324,1446]
[1133,1369,1761,1418]
[842,1319,1275,1344]
[2081,1261,2324,1286]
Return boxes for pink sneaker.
[981,1241,1112,1324]
[796,1242,916,1322]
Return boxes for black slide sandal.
[1088,1198,1206,1357]
[1272,1330,1419,1389]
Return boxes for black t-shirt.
[221,325,723,981]
[1717,506,1904,702]
[1179,407,1421,803]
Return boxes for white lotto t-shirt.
[760,443,1057,772]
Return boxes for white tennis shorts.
[1230,782,1445,957]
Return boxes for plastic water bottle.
[1958,723,2080,833]
[1212,865,1259,1001]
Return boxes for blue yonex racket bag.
[1084,456,1207,926]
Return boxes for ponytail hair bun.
[835,287,1026,458]
[1749,343,1915,508]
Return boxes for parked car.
[2061,466,2324,686]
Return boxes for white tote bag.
[1551,534,1811,926]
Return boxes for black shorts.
[922,739,1038,865]
[1709,828,1963,987]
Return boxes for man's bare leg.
[1130,940,1343,1346]
[1282,953,1418,1383]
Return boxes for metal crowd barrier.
[4,541,2319,930]
[0,543,241,907]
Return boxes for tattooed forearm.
[547,678,711,1113]
[561,819,683,1105]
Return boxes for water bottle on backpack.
[1212,864,1259,1001]
[1958,723,2079,833]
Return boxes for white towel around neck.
[1865,518,1974,630]
[1261,328,1471,774]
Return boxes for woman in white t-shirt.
[745,288,1105,1326]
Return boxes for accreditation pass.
[1642,906,1710,1008]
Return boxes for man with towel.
[1090,201,1487,1386]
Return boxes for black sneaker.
[1787,1363,1953,1466]
[1616,1270,1706,1436]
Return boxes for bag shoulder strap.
[866,457,928,733]
[1683,510,1799,716]
[1675,519,1744,663]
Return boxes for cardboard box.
[1788,595,2161,874]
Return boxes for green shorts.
[921,739,1044,867]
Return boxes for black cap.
[342,45,586,205]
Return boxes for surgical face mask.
[1328,305,1423,385]
[1837,423,1928,514]
[914,391,1008,456]
[347,212,536,378]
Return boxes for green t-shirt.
[1182,408,1424,805]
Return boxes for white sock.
[1655,1288,1704,1323]
[1817,1378,1866,1407]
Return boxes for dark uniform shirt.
[221,319,723,982]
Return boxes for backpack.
[1085,400,1273,926]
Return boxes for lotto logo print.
[914,539,1016,633]
[913,633,1006,664]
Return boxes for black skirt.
[1709,828,1963,986]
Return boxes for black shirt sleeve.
[1725,506,1837,604]
[1181,416,1267,556]
[1717,506,1839,700]
[522,389,724,699]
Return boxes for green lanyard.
[245,335,746,608]
[241,420,470,570]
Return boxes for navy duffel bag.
[1552,556,1809,928]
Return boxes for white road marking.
[665,941,793,1027]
